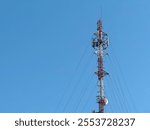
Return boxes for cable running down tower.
[92,19,109,113]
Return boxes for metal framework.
[92,19,109,113]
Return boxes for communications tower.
[92,19,109,113]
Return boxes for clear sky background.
[0,0,150,113]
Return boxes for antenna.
[100,7,102,20]
[92,19,109,113]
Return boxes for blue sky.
[0,0,150,112]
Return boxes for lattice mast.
[92,19,109,113]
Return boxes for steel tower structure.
[92,19,109,113]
